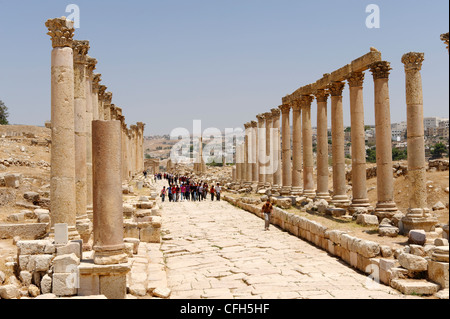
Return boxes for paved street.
[157,182,419,299]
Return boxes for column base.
[349,199,371,211]
[302,189,316,199]
[93,247,128,265]
[280,186,292,196]
[331,195,350,208]
[375,201,398,213]
[78,260,131,299]
[315,192,332,202]
[402,215,438,234]
[290,186,303,196]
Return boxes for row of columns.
[45,17,145,259]
[235,42,448,232]
[233,58,422,215]
[236,61,397,215]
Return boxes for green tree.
[366,148,377,163]
[0,100,9,125]
[430,142,448,159]
[392,147,407,161]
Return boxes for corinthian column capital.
[279,104,291,114]
[441,32,449,52]
[346,71,365,87]
[328,81,345,97]
[314,89,329,103]
[401,52,425,71]
[369,61,392,80]
[72,40,90,65]
[45,17,75,48]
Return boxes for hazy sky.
[0,0,448,135]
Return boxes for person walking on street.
[168,185,173,202]
[215,183,221,201]
[160,186,166,202]
[261,199,273,231]
[210,185,215,201]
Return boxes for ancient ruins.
[0,15,448,300]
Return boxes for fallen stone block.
[390,279,439,295]
[427,260,449,289]
[0,284,20,299]
[398,253,428,272]
[17,240,55,255]
[152,287,171,299]
[356,214,379,226]
[378,226,399,237]
[409,230,426,245]
[0,223,49,240]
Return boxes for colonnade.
[46,17,145,244]
[233,45,447,232]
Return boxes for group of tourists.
[159,174,221,203]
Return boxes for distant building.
[391,121,407,141]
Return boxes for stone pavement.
[156,182,421,299]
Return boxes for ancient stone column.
[235,143,241,183]
[92,120,128,265]
[329,81,350,207]
[244,122,252,185]
[241,143,246,185]
[92,74,101,120]
[119,116,129,182]
[98,85,106,121]
[85,57,97,210]
[264,112,273,188]
[45,17,79,239]
[73,40,89,221]
[369,61,398,214]
[103,92,112,121]
[314,90,331,201]
[291,100,303,195]
[441,32,449,53]
[279,104,292,195]
[137,122,145,173]
[250,121,258,184]
[300,95,315,198]
[256,113,266,189]
[271,108,282,193]
[401,52,438,232]
[347,72,370,210]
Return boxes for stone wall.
[223,194,447,296]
